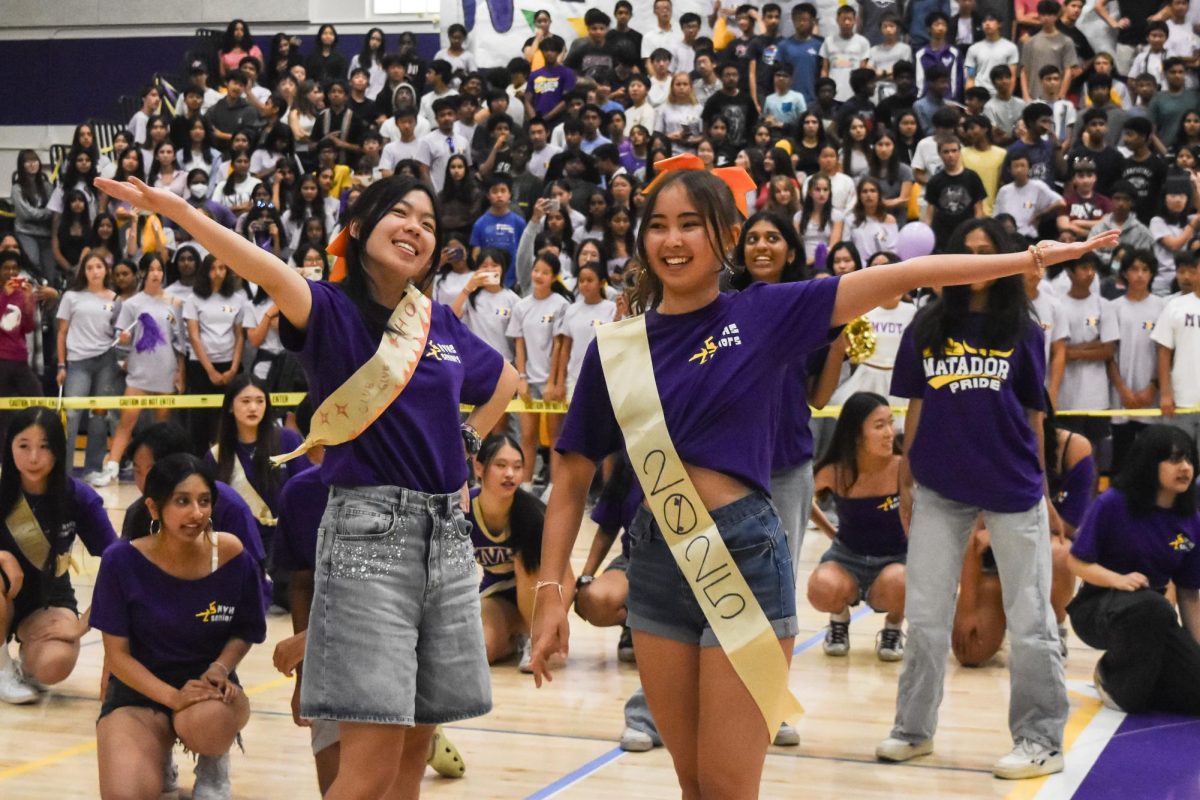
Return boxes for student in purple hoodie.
[530,166,1118,797]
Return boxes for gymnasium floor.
[1,479,1196,799]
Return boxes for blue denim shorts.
[625,493,798,647]
[819,539,906,609]
[300,485,492,726]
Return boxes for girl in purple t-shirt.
[97,173,518,798]
[91,453,265,798]
[1067,425,1200,716]
[530,169,1120,795]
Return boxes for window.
[373,0,438,13]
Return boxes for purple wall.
[0,33,441,126]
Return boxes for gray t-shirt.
[57,290,118,361]
[246,298,284,382]
[116,292,183,393]
[1030,286,1070,369]
[183,291,248,364]
[1110,293,1167,418]
[462,288,519,362]
[507,293,570,385]
[1020,31,1079,102]
[1149,216,1185,295]
[1058,292,1119,411]
[993,179,1063,238]
[556,298,616,394]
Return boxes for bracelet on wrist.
[210,660,230,675]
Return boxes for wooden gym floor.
[0,479,1191,799]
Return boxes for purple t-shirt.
[272,465,328,573]
[120,479,265,567]
[891,313,1047,513]
[90,539,267,677]
[280,281,506,493]
[529,65,577,118]
[833,492,908,557]
[205,427,310,521]
[1051,454,1095,530]
[590,473,643,561]
[1,477,116,586]
[1071,489,1200,591]
[556,278,842,495]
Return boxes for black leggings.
[185,360,232,455]
[1069,584,1200,715]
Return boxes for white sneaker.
[0,661,40,705]
[876,627,905,662]
[517,636,533,674]
[875,736,934,763]
[1093,663,1123,712]
[823,619,850,656]
[160,750,180,799]
[1058,624,1069,658]
[619,725,654,752]
[192,753,232,800]
[90,460,120,488]
[992,739,1064,780]
[773,722,800,747]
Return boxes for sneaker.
[876,627,905,662]
[517,636,533,674]
[617,626,636,663]
[0,661,40,705]
[823,619,850,656]
[992,739,1064,780]
[773,722,800,747]
[1093,662,1122,712]
[191,753,231,800]
[90,460,120,488]
[875,736,934,763]
[426,726,465,778]
[1058,624,1069,658]
[81,470,102,485]
[619,725,654,752]
[160,751,180,799]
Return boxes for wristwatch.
[576,575,595,591]
[461,423,482,457]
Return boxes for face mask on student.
[189,184,209,199]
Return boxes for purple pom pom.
[134,312,167,354]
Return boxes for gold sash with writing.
[6,496,76,577]
[272,284,433,465]
[596,317,803,739]
[211,446,277,527]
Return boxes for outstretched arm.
[830,232,1121,326]
[96,177,312,329]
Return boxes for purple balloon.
[895,222,936,261]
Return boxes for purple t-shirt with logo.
[529,65,577,118]
[90,539,267,677]
[556,278,842,495]
[280,281,505,493]
[272,465,328,573]
[891,313,1047,513]
[1071,489,1200,591]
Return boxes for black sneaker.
[824,619,850,656]
[618,625,636,663]
[876,627,904,662]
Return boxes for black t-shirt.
[564,40,617,79]
[1119,153,1168,223]
[747,35,784,99]
[836,96,878,139]
[926,168,987,247]
[877,91,918,132]
[1066,144,1124,195]
[1057,21,1095,63]
[1116,0,1161,44]
[305,51,349,87]
[702,91,759,149]
[607,29,643,67]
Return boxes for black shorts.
[97,668,241,722]
[8,572,79,642]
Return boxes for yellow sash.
[5,495,77,577]
[271,284,432,465]
[211,446,277,526]
[596,317,803,740]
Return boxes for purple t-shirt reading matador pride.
[280,281,505,494]
[890,313,1047,513]
[556,278,842,496]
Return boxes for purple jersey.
[205,427,310,521]
[1071,489,1200,592]
[833,492,908,557]
[557,278,842,496]
[466,488,515,596]
[891,313,1047,513]
[1050,454,1096,530]
[590,475,644,561]
[280,281,505,493]
[272,465,327,573]
[90,539,266,677]
[121,480,266,567]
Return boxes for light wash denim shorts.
[299,485,492,726]
[625,493,798,647]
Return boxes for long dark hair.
[1113,426,1197,518]
[869,128,902,185]
[221,19,255,54]
[476,434,545,571]
[167,244,201,287]
[469,248,510,309]
[631,169,743,313]
[338,176,445,316]
[67,124,101,172]
[145,453,219,524]
[439,154,478,205]
[290,173,326,222]
[732,210,808,289]
[88,212,121,254]
[602,204,635,261]
[814,392,894,494]
[358,27,386,69]
[0,408,72,567]
[532,251,576,303]
[113,147,146,184]
[221,151,253,197]
[214,376,282,500]
[194,254,238,298]
[913,218,1031,356]
[15,150,50,208]
[179,118,217,168]
[798,174,833,235]
[765,146,798,181]
[67,253,111,292]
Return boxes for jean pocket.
[444,509,476,576]
[332,507,396,541]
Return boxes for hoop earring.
[149,519,161,535]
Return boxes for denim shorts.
[299,485,492,726]
[819,539,906,609]
[625,493,798,647]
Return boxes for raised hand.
[94,177,189,222]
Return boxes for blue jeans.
[63,350,120,474]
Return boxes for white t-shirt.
[869,42,914,76]
[506,293,570,385]
[819,34,871,101]
[378,115,432,143]
[211,175,262,209]
[1058,292,1119,411]
[379,138,422,172]
[57,290,117,361]
[183,291,248,364]
[963,38,1020,94]
[246,297,283,381]
[846,216,899,261]
[1151,293,1200,406]
[1030,288,1070,369]
[1109,293,1167,417]
[117,291,183,392]
[830,301,916,406]
[433,269,472,307]
[654,103,704,155]
[1149,216,1186,294]
[993,179,1064,238]
[910,135,944,180]
[794,207,846,263]
[801,173,856,216]
[462,288,519,362]
[648,75,672,108]
[415,130,472,193]
[556,298,616,394]
[527,143,562,181]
